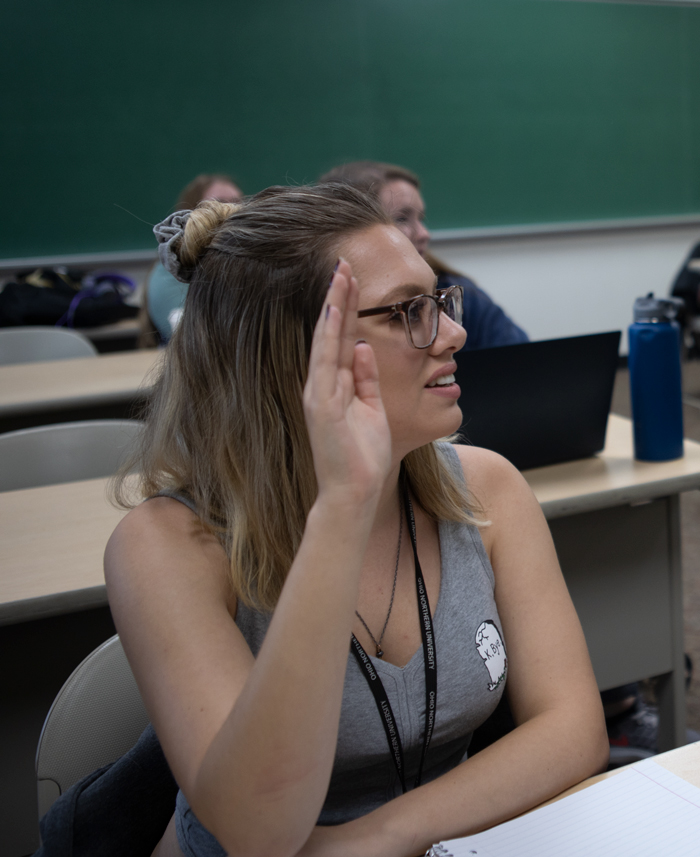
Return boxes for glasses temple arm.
[357,305,397,318]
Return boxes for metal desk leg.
[657,494,686,752]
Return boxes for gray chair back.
[0,419,144,491]
[0,326,97,365]
[36,635,149,818]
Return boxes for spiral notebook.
[426,757,700,857]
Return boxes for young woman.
[319,161,528,351]
[106,184,607,857]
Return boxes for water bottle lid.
[633,293,684,322]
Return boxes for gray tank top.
[166,443,507,854]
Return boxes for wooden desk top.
[525,414,700,519]
[0,477,125,625]
[4,414,700,626]
[545,740,700,805]
[0,349,162,418]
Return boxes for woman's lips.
[425,381,461,400]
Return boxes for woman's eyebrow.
[378,277,438,305]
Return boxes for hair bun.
[179,199,241,271]
[153,200,241,283]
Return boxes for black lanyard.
[349,484,437,794]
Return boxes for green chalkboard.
[3,0,700,258]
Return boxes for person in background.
[106,184,606,856]
[140,174,243,345]
[319,161,528,351]
[670,240,700,356]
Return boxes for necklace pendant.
[376,647,384,658]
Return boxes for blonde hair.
[115,184,481,612]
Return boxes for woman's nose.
[433,312,467,353]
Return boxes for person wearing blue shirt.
[319,161,528,351]
[143,174,243,344]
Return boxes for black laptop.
[453,331,621,471]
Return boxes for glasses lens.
[407,296,437,347]
[445,288,463,325]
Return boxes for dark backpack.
[0,268,139,328]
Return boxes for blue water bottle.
[628,293,684,461]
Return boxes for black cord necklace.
[354,492,403,658]
[350,481,437,794]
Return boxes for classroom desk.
[0,348,161,432]
[547,738,700,806]
[449,741,700,853]
[523,413,700,752]
[0,477,126,626]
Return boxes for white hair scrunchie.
[153,210,192,283]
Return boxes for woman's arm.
[105,260,393,857]
[296,445,608,857]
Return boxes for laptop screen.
[453,331,621,471]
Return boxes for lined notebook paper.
[427,758,700,857]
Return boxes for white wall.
[433,224,700,353]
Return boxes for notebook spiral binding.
[425,845,454,857]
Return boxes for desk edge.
[0,585,108,626]
[0,388,151,418]
[539,475,700,519]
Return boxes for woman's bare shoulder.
[449,443,544,555]
[110,494,202,540]
[451,442,527,500]
[105,495,232,607]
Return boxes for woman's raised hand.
[304,259,392,507]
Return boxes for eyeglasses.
[357,285,463,349]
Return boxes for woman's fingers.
[352,341,383,408]
[304,260,392,495]
[307,260,352,401]
[337,275,359,374]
